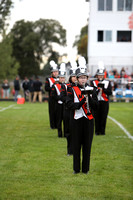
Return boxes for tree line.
[0,0,88,80]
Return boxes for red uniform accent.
[73,86,93,120]
[94,80,108,102]
[102,91,108,101]
[55,83,61,92]
[50,77,55,84]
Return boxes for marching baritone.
[66,59,98,174]
[45,60,59,129]
[91,68,112,135]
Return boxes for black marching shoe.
[82,171,89,174]
[73,171,80,174]
[95,132,100,135]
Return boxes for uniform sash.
[73,86,93,120]
[93,80,109,101]
[48,77,55,87]
[55,83,63,104]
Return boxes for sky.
[9,0,89,61]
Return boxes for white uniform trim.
[108,116,133,141]
[93,81,97,88]
[54,85,63,104]
[102,80,109,89]
[64,84,67,91]
[48,78,55,87]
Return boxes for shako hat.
[49,60,58,72]
[58,63,66,77]
[69,60,78,77]
[76,56,88,78]
[97,68,104,75]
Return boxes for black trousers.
[48,97,57,129]
[55,103,64,137]
[24,90,27,101]
[63,108,73,154]
[95,101,109,135]
[63,107,69,138]
[72,117,94,173]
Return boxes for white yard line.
[108,115,133,141]
[13,107,22,109]
[0,104,15,112]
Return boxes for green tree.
[0,0,13,34]
[34,19,66,53]
[0,34,20,80]
[11,20,41,78]
[11,19,66,78]
[73,25,88,61]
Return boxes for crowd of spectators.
[92,67,133,91]
[103,67,133,102]
[0,67,133,102]
[0,76,44,102]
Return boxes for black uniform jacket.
[51,82,63,102]
[91,79,112,101]
[66,83,98,116]
[45,76,56,97]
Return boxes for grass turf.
[0,102,133,200]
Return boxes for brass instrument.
[98,82,104,100]
[82,84,93,115]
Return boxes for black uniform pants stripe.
[55,103,63,137]
[63,108,73,154]
[95,101,109,135]
[63,108,69,138]
[72,117,94,173]
[48,98,57,129]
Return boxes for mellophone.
[81,85,93,115]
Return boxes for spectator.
[120,67,126,78]
[108,71,114,79]
[2,79,10,98]
[114,71,120,79]
[113,82,118,91]
[112,68,117,76]
[14,76,20,101]
[126,83,131,90]
[104,68,108,79]
[33,77,42,103]
[125,67,130,76]
[29,76,34,102]
[22,77,29,101]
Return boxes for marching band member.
[51,63,66,137]
[66,57,98,174]
[60,61,77,155]
[91,68,112,135]
[45,60,59,129]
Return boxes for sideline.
[0,104,15,112]
[108,115,133,141]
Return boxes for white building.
[88,0,133,75]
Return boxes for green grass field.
[0,102,133,200]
